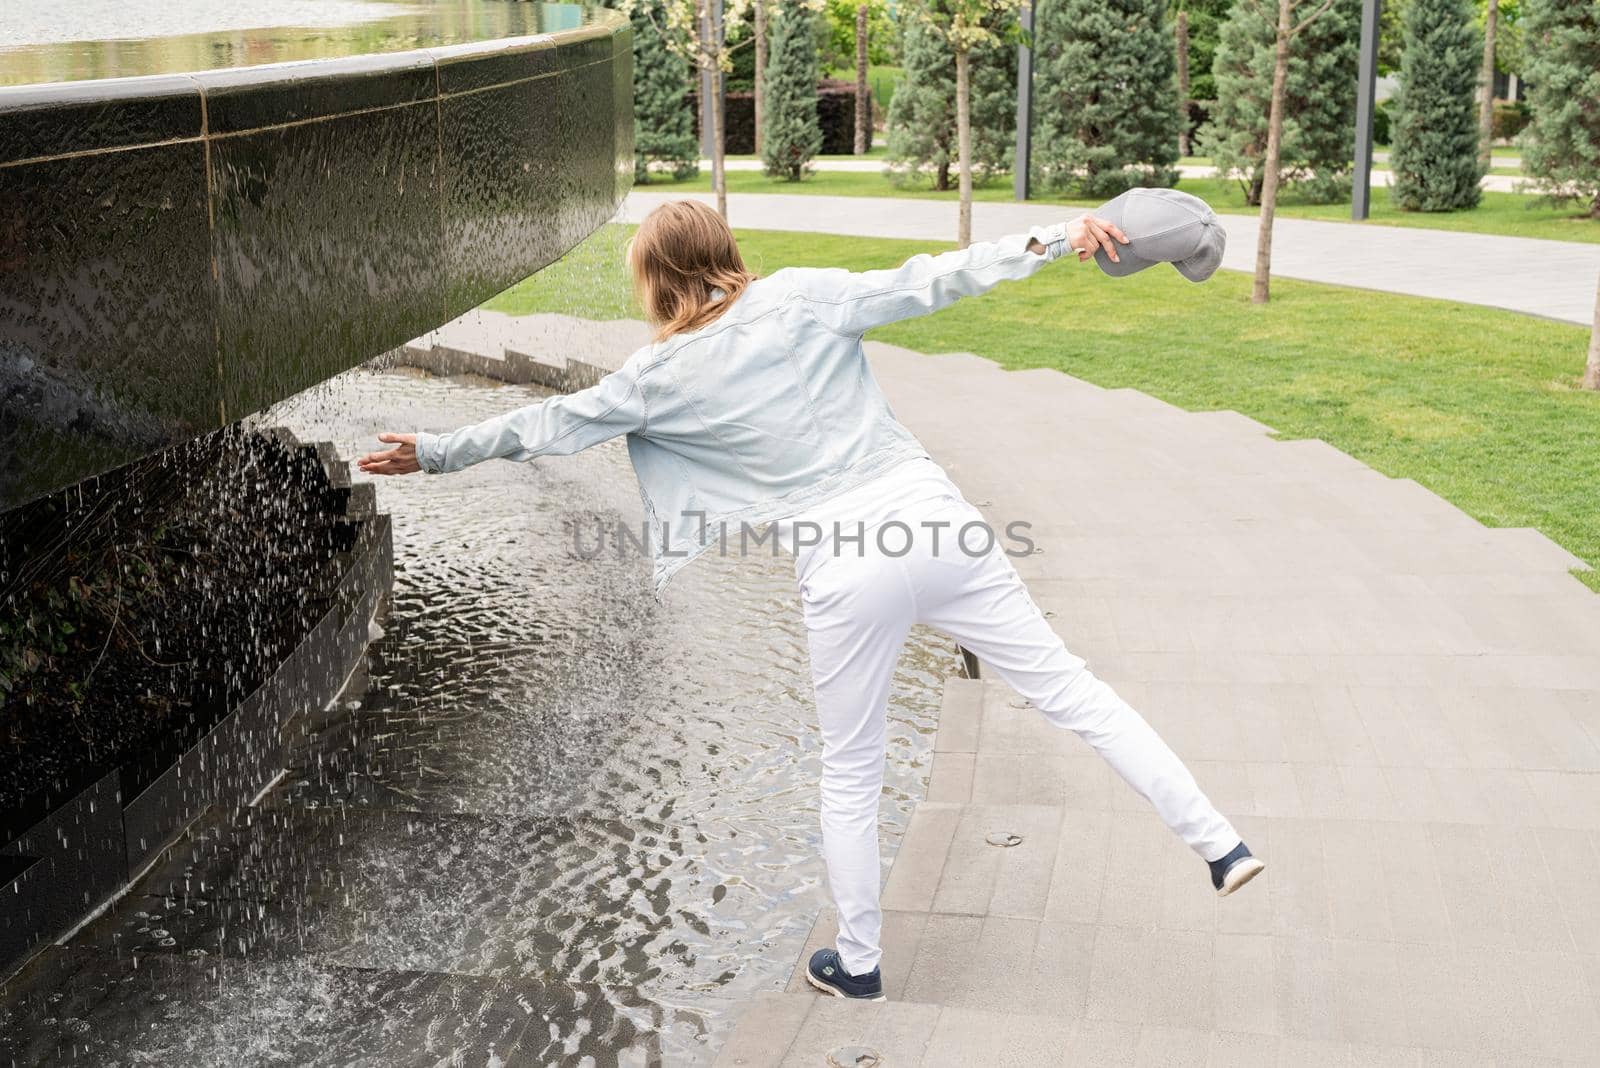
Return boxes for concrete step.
[735,907,1600,1063]
[714,989,1131,1067]
[715,986,1492,1065]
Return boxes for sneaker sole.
[804,967,887,1002]
[1218,857,1265,898]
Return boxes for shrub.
[1032,0,1181,198]
[761,0,824,179]
[626,0,698,182]
[884,11,1014,190]
[1389,0,1484,211]
[1199,0,1361,205]
[1517,0,1600,217]
[1491,100,1530,142]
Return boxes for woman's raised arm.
[789,215,1127,337]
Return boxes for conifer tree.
[1200,0,1360,205]
[1518,0,1600,219]
[618,0,700,183]
[885,12,1015,191]
[761,0,824,180]
[1031,0,1180,199]
[1390,0,1484,210]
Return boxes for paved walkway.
[705,157,1532,194]
[624,191,1600,326]
[715,339,1600,1066]
[399,313,1600,1064]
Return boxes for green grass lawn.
[724,145,889,162]
[825,64,903,109]
[635,167,1600,245]
[488,224,1600,590]
[1179,154,1522,176]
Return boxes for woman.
[359,200,1263,1002]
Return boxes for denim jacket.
[415,222,1074,592]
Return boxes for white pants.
[797,495,1240,976]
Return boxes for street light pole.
[1352,0,1382,220]
[700,0,724,159]
[1014,1,1034,201]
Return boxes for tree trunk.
[956,46,973,249]
[1253,1,1292,305]
[1176,9,1191,158]
[699,3,727,220]
[712,63,728,219]
[754,0,767,156]
[1478,0,1498,171]
[1586,270,1600,391]
[937,159,949,191]
[855,5,870,155]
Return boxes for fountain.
[1,0,632,979]
[0,0,633,510]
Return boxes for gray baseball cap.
[1090,187,1226,283]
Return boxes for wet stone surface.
[0,368,957,1065]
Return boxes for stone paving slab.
[716,989,1518,1067]
[623,191,1600,325]
[728,914,1553,1065]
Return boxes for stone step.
[715,987,1496,1066]
[393,310,644,392]
[739,902,1598,1064]
[714,989,1131,1067]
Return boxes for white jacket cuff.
[1026,222,1073,262]
[415,430,443,474]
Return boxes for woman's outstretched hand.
[1067,214,1130,263]
[358,433,420,476]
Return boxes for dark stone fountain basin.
[0,429,393,975]
[0,0,632,510]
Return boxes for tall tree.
[1518,0,1600,219]
[1032,0,1181,200]
[754,0,768,154]
[1244,0,1346,303]
[1390,0,1484,211]
[1478,0,1499,169]
[622,0,700,182]
[855,5,871,154]
[885,9,1016,193]
[624,0,766,219]
[1200,0,1359,206]
[1178,0,1234,106]
[902,0,1024,247]
[762,0,824,179]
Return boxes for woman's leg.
[912,503,1241,863]
[797,549,915,978]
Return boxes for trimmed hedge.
[693,80,866,155]
[1492,100,1530,142]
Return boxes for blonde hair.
[628,200,758,341]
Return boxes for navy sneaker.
[804,948,885,1001]
[1209,842,1265,897]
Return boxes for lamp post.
[1014,1,1034,201]
[1352,0,1382,220]
[699,0,724,159]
